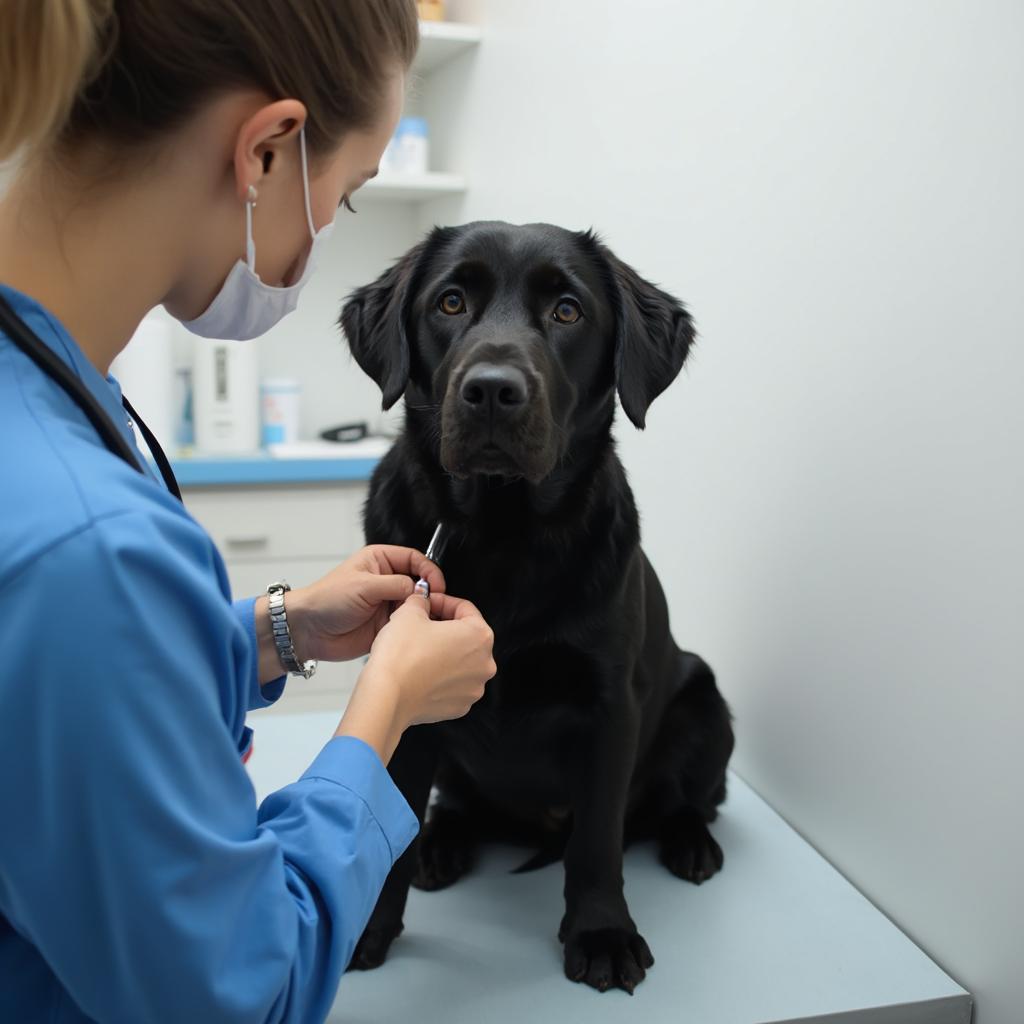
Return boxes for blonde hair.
[0,0,418,164]
[0,0,111,162]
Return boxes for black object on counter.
[319,421,369,443]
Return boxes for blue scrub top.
[0,284,418,1023]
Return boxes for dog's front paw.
[659,806,724,884]
[561,926,654,994]
[347,920,403,972]
[412,809,477,892]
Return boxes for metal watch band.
[266,581,317,679]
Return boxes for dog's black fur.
[340,221,734,994]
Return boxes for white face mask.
[181,126,335,340]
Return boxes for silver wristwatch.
[266,581,317,679]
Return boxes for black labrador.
[340,221,734,994]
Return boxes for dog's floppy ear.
[585,232,696,429]
[340,229,447,409]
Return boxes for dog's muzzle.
[440,355,557,482]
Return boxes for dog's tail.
[509,827,570,874]
[510,845,565,874]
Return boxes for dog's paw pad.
[412,814,476,892]
[659,808,724,884]
[347,922,402,972]
[562,927,654,994]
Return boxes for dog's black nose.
[460,363,528,417]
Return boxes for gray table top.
[245,711,970,1024]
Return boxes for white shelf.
[414,20,482,75]
[358,172,466,203]
[359,23,480,206]
[354,23,477,204]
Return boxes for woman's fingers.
[360,572,415,606]
[364,544,447,596]
[428,592,487,623]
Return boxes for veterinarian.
[0,2,496,1021]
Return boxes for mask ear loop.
[244,128,313,279]
[299,126,317,239]
[245,184,258,273]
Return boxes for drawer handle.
[224,535,270,549]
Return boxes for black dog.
[340,221,734,994]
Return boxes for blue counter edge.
[172,456,381,487]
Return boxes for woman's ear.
[231,99,308,202]
[584,231,696,429]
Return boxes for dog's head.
[341,221,694,483]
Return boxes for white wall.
[412,2,1023,1021]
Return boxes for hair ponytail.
[0,0,112,162]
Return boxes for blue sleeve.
[0,510,418,1024]
[233,595,288,709]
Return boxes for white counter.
[245,711,970,1024]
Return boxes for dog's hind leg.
[649,652,735,884]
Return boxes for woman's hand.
[287,545,446,663]
[336,590,497,763]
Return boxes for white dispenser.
[111,315,176,457]
[192,340,260,453]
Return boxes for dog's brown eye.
[553,299,582,324]
[439,291,466,315]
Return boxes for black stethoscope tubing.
[0,291,183,503]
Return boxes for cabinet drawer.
[184,483,366,561]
